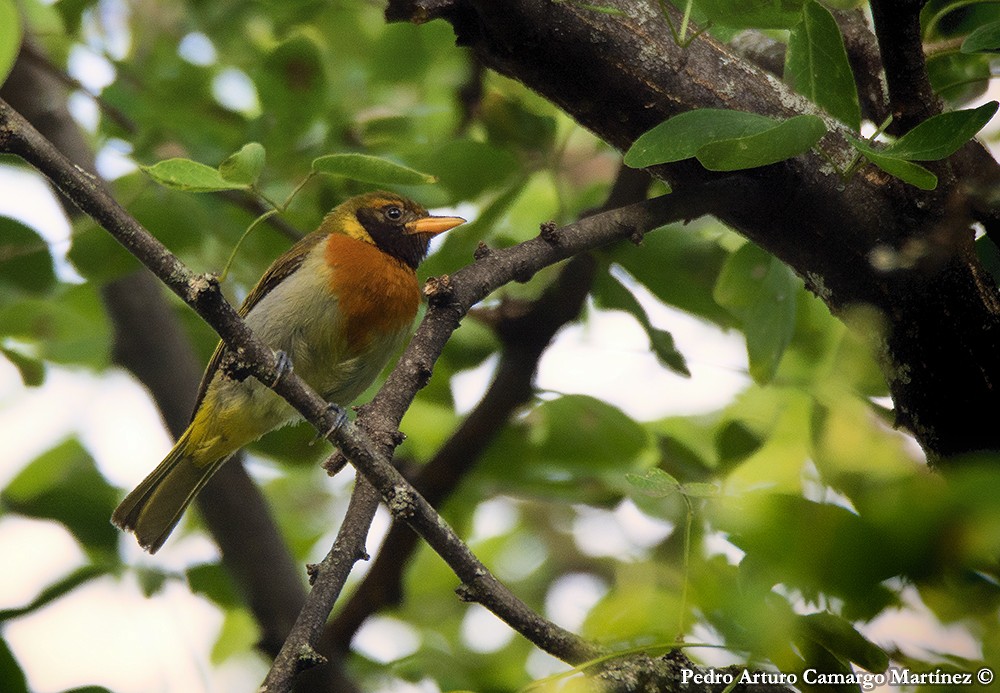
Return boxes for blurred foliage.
[2,0,1000,691]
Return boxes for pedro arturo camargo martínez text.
[681,665,990,690]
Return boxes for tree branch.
[835,9,891,125]
[0,51,317,671]
[325,165,652,653]
[2,96,726,673]
[261,474,380,693]
[868,0,941,133]
[386,0,1000,461]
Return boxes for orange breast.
[324,234,421,354]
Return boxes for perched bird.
[112,191,465,553]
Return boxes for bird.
[112,191,465,553]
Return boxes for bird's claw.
[270,350,293,387]
[322,403,348,439]
[309,404,348,448]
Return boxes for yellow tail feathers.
[111,432,228,553]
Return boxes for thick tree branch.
[868,0,941,133]
[387,0,1000,461]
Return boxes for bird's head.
[321,191,466,269]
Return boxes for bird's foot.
[322,403,349,438]
[309,403,348,444]
[270,350,293,387]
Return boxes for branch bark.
[325,166,651,653]
[868,0,941,132]
[3,96,728,675]
[387,0,1000,461]
[0,48,316,670]
[261,475,380,692]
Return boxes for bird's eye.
[385,206,403,221]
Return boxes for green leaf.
[962,20,1000,52]
[607,224,733,326]
[692,0,803,28]
[414,139,521,200]
[1,439,120,555]
[785,0,861,129]
[53,0,97,35]
[0,0,21,87]
[593,269,690,376]
[1,346,45,386]
[883,101,998,160]
[218,142,265,186]
[311,153,437,186]
[716,420,764,463]
[798,612,890,672]
[681,481,720,498]
[0,564,110,622]
[583,566,684,642]
[529,395,649,472]
[187,563,240,608]
[480,92,558,152]
[927,51,992,106]
[976,234,1000,286]
[211,608,260,664]
[658,432,714,481]
[714,243,798,384]
[849,137,938,190]
[713,493,901,616]
[0,216,57,296]
[625,109,779,168]
[136,566,169,598]
[695,114,827,171]
[625,468,682,498]
[257,29,328,138]
[0,283,111,368]
[141,158,250,192]
[0,636,27,693]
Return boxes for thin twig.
[261,475,380,691]
[19,40,139,134]
[1,46,323,677]
[325,165,653,653]
[0,91,781,692]
[2,96,722,675]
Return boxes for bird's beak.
[404,214,466,236]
